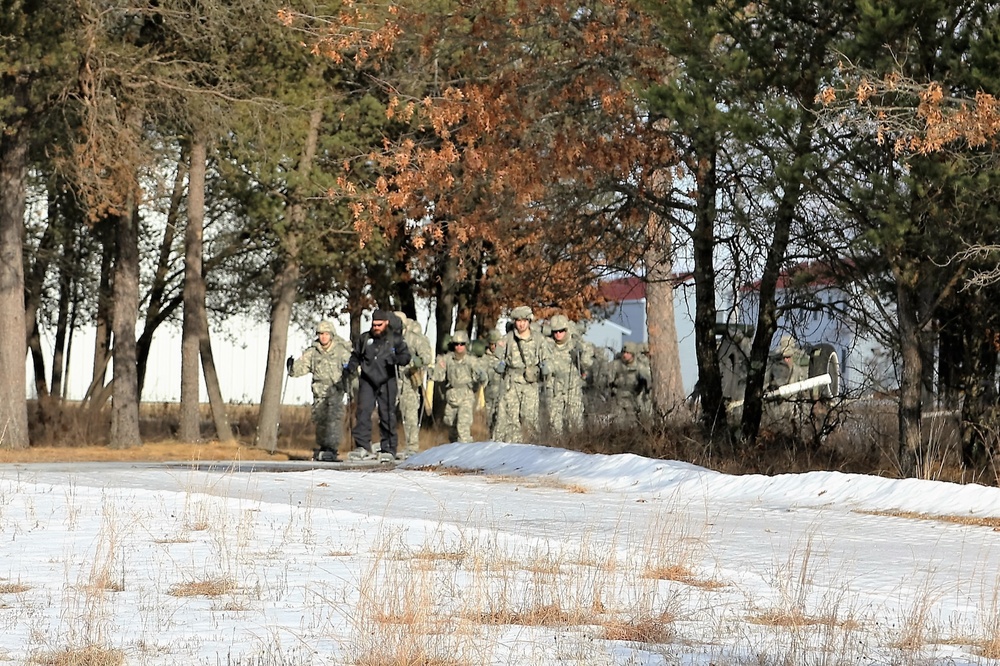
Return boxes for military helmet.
[316,320,335,334]
[510,305,534,321]
[549,314,569,333]
[622,341,639,355]
[451,330,470,345]
[777,335,797,357]
[487,329,502,343]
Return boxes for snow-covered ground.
[2,441,1000,665]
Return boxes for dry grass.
[856,508,1000,530]
[747,609,858,629]
[167,578,236,597]
[474,602,573,627]
[599,613,675,643]
[28,645,125,666]
[0,582,30,594]
[643,563,726,590]
[354,647,469,666]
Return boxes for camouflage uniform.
[544,314,594,434]
[396,313,433,454]
[494,306,552,442]
[288,320,353,459]
[429,331,484,443]
[608,342,651,422]
[480,330,505,438]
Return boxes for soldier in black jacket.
[343,310,411,461]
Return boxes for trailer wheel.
[808,343,840,398]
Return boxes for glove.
[286,356,294,374]
[495,360,506,374]
[411,354,424,369]
[636,375,649,394]
[476,369,488,384]
[342,363,354,377]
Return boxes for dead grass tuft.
[354,646,468,666]
[856,508,1000,530]
[29,644,125,666]
[643,564,726,589]
[0,582,30,594]
[475,602,572,627]
[167,577,236,597]
[599,614,675,643]
[748,609,857,629]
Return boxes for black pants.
[352,377,399,454]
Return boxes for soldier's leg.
[520,383,540,441]
[456,392,474,442]
[494,387,518,443]
[566,388,584,432]
[399,385,420,451]
[443,401,458,442]
[377,380,399,455]
[311,399,330,455]
[322,385,345,452]
[548,391,566,435]
[351,381,376,452]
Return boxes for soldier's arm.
[289,348,313,377]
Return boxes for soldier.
[480,329,505,438]
[429,330,485,443]
[286,320,353,461]
[395,312,433,457]
[608,341,651,422]
[765,335,808,390]
[494,305,551,442]
[545,314,594,435]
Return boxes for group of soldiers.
[287,305,653,462]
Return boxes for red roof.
[600,277,646,302]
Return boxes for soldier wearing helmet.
[479,329,506,438]
[287,319,353,461]
[544,313,594,434]
[429,329,486,443]
[493,305,551,442]
[395,312,433,456]
[608,340,651,422]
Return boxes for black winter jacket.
[345,329,411,387]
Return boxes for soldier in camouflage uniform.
[544,314,594,434]
[608,341,651,422]
[429,330,485,443]
[395,312,433,456]
[480,330,505,439]
[287,320,353,461]
[494,306,552,442]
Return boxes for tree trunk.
[51,245,73,401]
[740,117,814,446]
[200,321,234,443]
[180,138,206,443]
[87,218,114,402]
[138,156,186,393]
[109,201,142,449]
[896,281,923,477]
[0,111,30,449]
[255,105,323,452]
[186,135,234,444]
[25,203,57,403]
[690,142,725,438]
[645,172,685,416]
